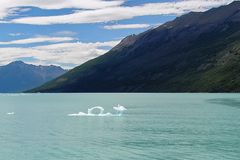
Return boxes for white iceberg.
[68,104,127,117]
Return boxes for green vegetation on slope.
[30,2,240,93]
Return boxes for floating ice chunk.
[113,104,127,116]
[88,106,105,115]
[68,105,127,117]
[98,112,113,117]
[113,104,127,111]
[7,112,15,115]
[68,112,88,117]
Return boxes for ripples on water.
[0,93,239,160]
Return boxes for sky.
[0,0,236,69]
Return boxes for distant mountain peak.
[230,1,240,5]
[8,61,25,65]
[112,34,138,51]
[0,61,66,93]
[5,61,64,69]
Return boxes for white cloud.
[0,0,125,19]
[3,0,234,25]
[9,33,23,37]
[0,40,120,68]
[53,31,77,37]
[104,24,151,30]
[0,36,76,45]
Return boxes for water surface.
[0,93,239,160]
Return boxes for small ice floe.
[7,112,15,115]
[68,106,112,117]
[113,104,127,113]
[68,104,127,117]
[68,112,88,117]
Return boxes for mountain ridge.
[30,1,240,93]
[0,61,66,93]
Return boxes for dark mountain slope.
[0,61,66,93]
[31,2,240,92]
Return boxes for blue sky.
[0,0,234,68]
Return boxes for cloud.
[0,40,120,68]
[0,0,125,19]
[9,33,23,37]
[3,0,234,25]
[53,31,77,36]
[0,36,76,45]
[104,24,151,30]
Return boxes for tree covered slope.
[31,2,240,92]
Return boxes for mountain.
[31,1,240,93]
[0,61,66,93]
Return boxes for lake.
[0,93,239,160]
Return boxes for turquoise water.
[0,94,240,160]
